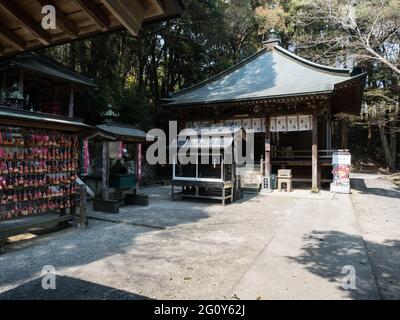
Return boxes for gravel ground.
[351,173,400,300]
[0,188,293,299]
[1,181,397,300]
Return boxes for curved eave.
[164,91,333,110]
[274,46,352,76]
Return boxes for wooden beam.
[312,110,319,192]
[100,0,146,36]
[0,20,25,51]
[36,0,80,39]
[76,0,110,32]
[0,0,51,45]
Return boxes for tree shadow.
[288,230,400,299]
[0,188,213,289]
[0,275,150,300]
[351,178,400,200]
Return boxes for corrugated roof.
[179,125,245,137]
[0,53,95,87]
[97,121,147,140]
[170,125,246,151]
[165,45,364,107]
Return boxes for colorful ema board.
[0,127,80,221]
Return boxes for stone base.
[93,198,120,213]
[125,194,149,207]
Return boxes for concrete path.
[229,191,380,300]
[0,185,387,300]
[351,173,400,300]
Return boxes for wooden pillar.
[264,114,271,177]
[68,85,74,118]
[102,141,110,200]
[53,86,58,100]
[135,142,142,192]
[1,73,6,104]
[79,187,87,228]
[341,119,348,149]
[312,111,319,192]
[18,70,24,95]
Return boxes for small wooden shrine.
[86,107,148,213]
[170,126,246,205]
[164,39,366,192]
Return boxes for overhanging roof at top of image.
[0,0,184,57]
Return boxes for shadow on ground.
[288,230,400,299]
[0,276,150,300]
[0,202,212,289]
[351,178,400,199]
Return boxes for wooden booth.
[0,54,94,252]
[164,39,366,192]
[86,110,148,213]
[171,126,246,205]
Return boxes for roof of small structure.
[96,120,147,141]
[179,125,245,137]
[170,125,246,151]
[0,53,95,87]
[0,106,93,131]
[165,44,366,107]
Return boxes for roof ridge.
[274,45,352,75]
[169,47,269,98]
[100,121,142,130]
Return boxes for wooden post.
[312,111,319,192]
[0,73,6,105]
[135,142,142,192]
[68,85,74,118]
[79,187,87,229]
[18,70,24,95]
[171,182,175,201]
[264,114,271,177]
[102,141,110,200]
[341,119,348,149]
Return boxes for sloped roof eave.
[0,54,96,87]
[164,90,334,108]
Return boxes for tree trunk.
[378,121,396,171]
